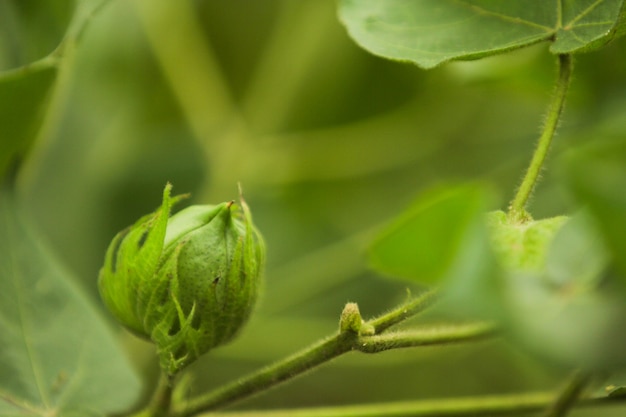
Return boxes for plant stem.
[173,291,487,416]
[187,393,625,417]
[368,290,439,333]
[178,332,356,417]
[131,373,174,417]
[356,323,495,354]
[541,370,592,417]
[508,54,573,222]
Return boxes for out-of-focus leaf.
[0,0,108,71]
[0,189,141,416]
[562,139,626,279]
[496,212,623,369]
[544,212,609,289]
[0,0,110,181]
[0,0,73,71]
[486,211,569,273]
[0,63,57,180]
[338,0,626,69]
[369,184,492,285]
[502,270,626,370]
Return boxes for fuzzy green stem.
[509,54,573,222]
[368,290,439,333]
[173,291,464,416]
[541,370,592,417]
[175,331,356,417]
[189,393,625,417]
[356,323,495,354]
[131,373,174,417]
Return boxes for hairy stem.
[130,373,174,417]
[368,290,439,333]
[356,323,495,354]
[177,332,356,417]
[509,54,573,222]
[541,370,592,417]
[172,291,490,416]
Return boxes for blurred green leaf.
[491,212,623,369]
[562,139,626,279]
[502,269,626,370]
[0,0,108,71]
[0,0,73,71]
[0,63,57,180]
[369,184,491,285]
[0,189,141,416]
[486,211,569,273]
[544,212,609,289]
[0,0,111,181]
[339,0,626,69]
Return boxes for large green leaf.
[339,0,626,69]
[0,189,141,416]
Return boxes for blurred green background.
[4,0,626,415]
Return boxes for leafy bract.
[0,189,141,416]
[486,211,569,273]
[339,0,626,69]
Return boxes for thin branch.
[190,392,626,417]
[173,291,480,417]
[368,290,439,333]
[130,373,174,417]
[356,323,496,354]
[541,370,593,417]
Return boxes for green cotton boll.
[98,183,265,376]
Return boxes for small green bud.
[98,183,265,375]
[339,302,362,334]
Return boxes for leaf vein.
[452,0,554,31]
[5,215,51,409]
[565,0,606,28]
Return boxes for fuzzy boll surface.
[98,184,265,375]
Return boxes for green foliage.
[0,0,108,181]
[0,1,72,70]
[1,0,626,416]
[491,213,626,370]
[0,63,56,178]
[369,184,492,285]
[0,189,141,416]
[339,0,626,68]
[562,139,626,278]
